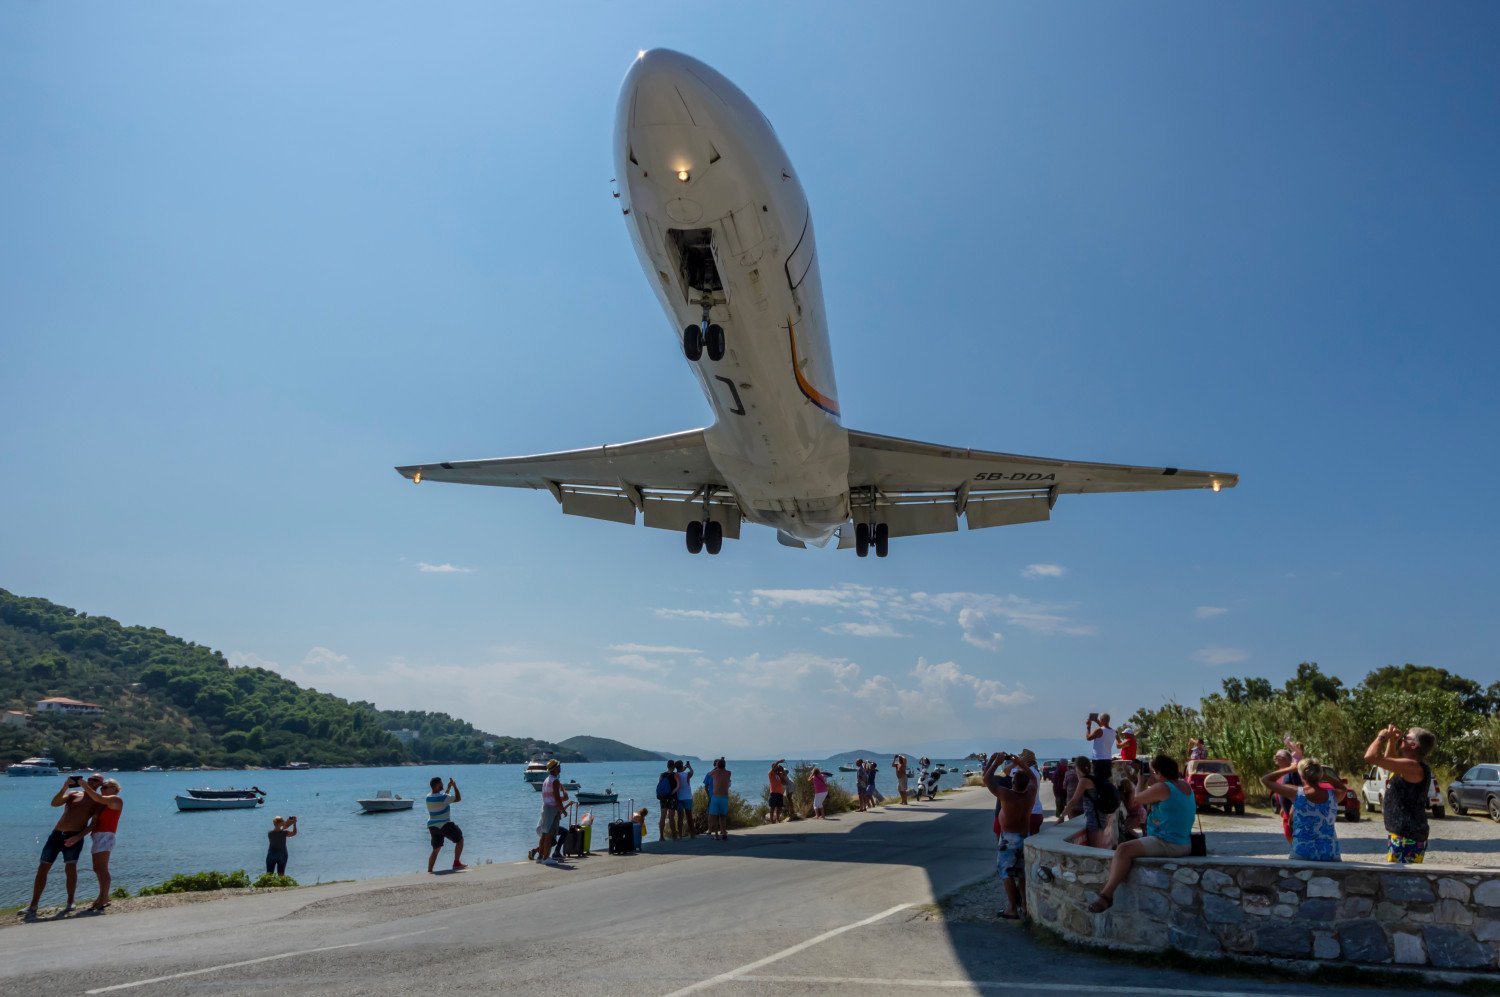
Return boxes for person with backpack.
[655,766,677,841]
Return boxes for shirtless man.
[22,774,100,918]
[984,752,1038,920]
[895,754,909,805]
[708,758,733,840]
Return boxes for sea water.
[1,758,967,907]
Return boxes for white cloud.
[1193,646,1251,667]
[910,658,1033,708]
[821,621,904,638]
[957,607,1004,651]
[302,646,349,667]
[753,588,864,608]
[228,651,280,672]
[1195,606,1228,619]
[1022,564,1066,579]
[607,643,700,655]
[417,562,476,574]
[654,608,751,627]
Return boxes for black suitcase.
[564,824,586,857]
[607,820,635,854]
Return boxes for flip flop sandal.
[997,911,1021,920]
[1087,895,1114,913]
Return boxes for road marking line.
[737,976,1310,997]
[84,926,448,994]
[661,904,911,997]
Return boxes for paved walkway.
[0,789,1442,995]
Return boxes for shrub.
[760,762,856,819]
[252,872,299,889]
[110,886,130,900]
[137,869,250,896]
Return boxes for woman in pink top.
[811,768,829,819]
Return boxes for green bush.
[110,886,130,900]
[252,872,299,889]
[136,869,250,896]
[759,762,856,819]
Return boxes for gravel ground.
[1189,806,1499,867]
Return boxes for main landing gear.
[686,520,723,556]
[854,522,889,558]
[682,296,725,363]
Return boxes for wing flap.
[396,428,723,491]
[848,429,1237,496]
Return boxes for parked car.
[1446,764,1500,821]
[1361,765,1444,819]
[1186,758,1245,814]
[1325,770,1361,822]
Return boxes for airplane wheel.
[685,520,704,554]
[683,325,703,361]
[704,520,723,555]
[705,324,725,361]
[855,522,870,558]
[874,522,889,558]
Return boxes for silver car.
[1361,765,1444,819]
[1446,764,1500,822]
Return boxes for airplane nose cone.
[621,48,719,127]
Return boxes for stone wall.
[1024,819,1500,973]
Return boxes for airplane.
[396,49,1237,558]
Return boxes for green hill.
[0,589,584,770]
[559,735,666,762]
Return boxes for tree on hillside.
[1217,676,1275,704]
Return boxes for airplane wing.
[845,428,1237,537]
[395,429,742,535]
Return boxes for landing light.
[1212,480,1220,493]
[676,169,690,182]
[413,471,422,484]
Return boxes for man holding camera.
[983,751,1038,920]
[20,773,101,918]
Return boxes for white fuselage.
[615,49,849,544]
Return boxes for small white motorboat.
[574,787,618,805]
[175,794,262,811]
[7,756,60,777]
[357,789,416,813]
[529,778,580,791]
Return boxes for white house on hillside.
[34,697,104,716]
[2,710,31,727]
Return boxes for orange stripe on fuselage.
[787,316,840,418]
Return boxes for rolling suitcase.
[607,819,634,854]
[565,824,586,857]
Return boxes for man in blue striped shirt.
[425,776,466,873]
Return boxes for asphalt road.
[0,789,1441,996]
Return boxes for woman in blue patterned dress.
[1260,758,1347,861]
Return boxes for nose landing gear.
[682,295,725,363]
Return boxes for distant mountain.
[559,735,666,762]
[824,749,887,762]
[0,589,583,770]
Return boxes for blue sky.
[3,4,1497,757]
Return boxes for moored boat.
[357,789,415,813]
[574,788,618,805]
[186,786,266,800]
[523,759,551,784]
[529,778,580,791]
[7,757,60,777]
[175,794,262,811]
